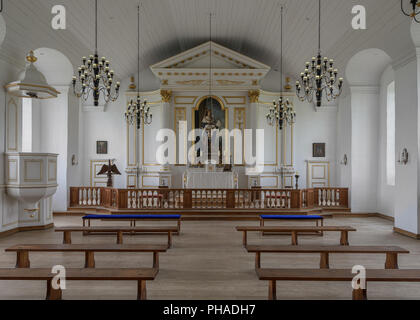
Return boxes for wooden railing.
[69,187,349,210]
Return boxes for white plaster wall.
[80,83,128,188]
[394,59,419,234]
[38,87,69,211]
[67,92,83,190]
[377,65,396,217]
[350,86,380,213]
[293,100,337,189]
[336,94,352,189]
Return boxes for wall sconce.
[71,155,78,166]
[398,148,409,165]
[340,154,348,166]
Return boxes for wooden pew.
[236,226,357,246]
[256,268,420,300]
[260,215,325,234]
[5,244,168,269]
[246,245,410,270]
[0,268,157,300]
[55,226,178,248]
[83,214,182,235]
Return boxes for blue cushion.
[260,215,323,220]
[83,214,181,219]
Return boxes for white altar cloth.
[185,172,236,189]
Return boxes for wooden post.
[117,190,129,209]
[63,231,72,244]
[385,253,399,269]
[46,279,63,300]
[168,232,172,249]
[183,190,192,209]
[85,251,95,268]
[69,187,79,207]
[137,280,147,300]
[177,220,181,235]
[16,251,30,268]
[291,231,298,245]
[268,280,277,300]
[226,190,235,209]
[320,252,329,269]
[117,231,124,244]
[260,218,264,236]
[340,231,349,246]
[153,252,159,269]
[255,252,261,270]
[290,190,302,209]
[306,189,315,208]
[352,288,367,300]
[339,188,349,208]
[243,231,248,247]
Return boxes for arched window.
[386,81,395,186]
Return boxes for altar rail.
[69,187,349,211]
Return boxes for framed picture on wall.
[313,143,326,158]
[96,141,108,155]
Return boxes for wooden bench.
[0,268,157,300]
[55,226,178,248]
[5,244,168,269]
[236,226,357,246]
[260,215,326,236]
[246,245,410,270]
[256,268,420,300]
[83,214,182,235]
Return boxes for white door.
[306,161,330,188]
[90,160,108,187]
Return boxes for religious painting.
[96,141,108,155]
[313,143,326,158]
[194,97,226,131]
[192,96,228,164]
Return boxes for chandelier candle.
[266,6,296,131]
[72,0,120,106]
[401,0,420,23]
[124,5,152,130]
[296,0,343,107]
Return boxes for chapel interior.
[0,0,420,301]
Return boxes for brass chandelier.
[125,5,152,130]
[72,0,120,106]
[401,0,420,23]
[296,0,343,107]
[266,6,296,131]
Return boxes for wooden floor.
[0,216,419,300]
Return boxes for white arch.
[0,14,6,47]
[345,48,392,87]
[33,47,73,86]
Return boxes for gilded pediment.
[150,41,270,90]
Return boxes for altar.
[184,171,238,189]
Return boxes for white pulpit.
[184,171,238,189]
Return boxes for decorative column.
[247,90,260,186]
[161,90,172,130]
[159,89,173,187]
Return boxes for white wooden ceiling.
[0,0,413,86]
